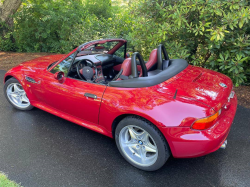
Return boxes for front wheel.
[4,77,34,110]
[115,116,171,171]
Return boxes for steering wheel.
[76,59,98,81]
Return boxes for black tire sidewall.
[115,116,170,171]
[4,78,34,111]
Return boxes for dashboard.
[68,53,124,84]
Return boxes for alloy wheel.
[6,83,30,108]
[119,125,158,167]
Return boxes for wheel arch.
[4,75,14,83]
[112,114,131,138]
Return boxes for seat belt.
[119,75,129,80]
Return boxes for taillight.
[191,109,221,130]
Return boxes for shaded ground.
[0,70,250,187]
[234,86,250,108]
[0,51,249,108]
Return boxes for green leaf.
[239,20,244,28]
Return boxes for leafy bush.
[13,0,87,53]
[0,0,249,86]
[128,0,250,86]
[9,0,131,54]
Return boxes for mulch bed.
[0,51,249,108]
[0,51,54,70]
[234,86,250,108]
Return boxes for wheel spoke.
[9,93,18,98]
[144,144,157,153]
[127,126,138,140]
[17,97,22,105]
[130,144,139,154]
[20,91,26,96]
[139,131,149,142]
[123,140,136,146]
[123,140,140,155]
[139,148,147,162]
[21,95,29,103]
[7,88,14,95]
[13,84,22,92]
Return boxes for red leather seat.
[145,49,157,70]
[115,49,158,80]
[116,58,132,80]
[138,49,157,76]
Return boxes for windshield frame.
[77,41,119,57]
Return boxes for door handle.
[84,93,97,99]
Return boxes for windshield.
[77,41,118,56]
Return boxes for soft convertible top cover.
[109,59,188,88]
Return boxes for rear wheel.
[115,116,171,171]
[4,78,33,110]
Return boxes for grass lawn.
[0,172,22,187]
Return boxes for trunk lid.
[168,66,233,111]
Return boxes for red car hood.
[19,54,66,70]
[168,66,233,111]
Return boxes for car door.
[38,53,106,125]
[41,73,106,124]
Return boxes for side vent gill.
[25,76,37,84]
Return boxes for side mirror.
[54,71,65,83]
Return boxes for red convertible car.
[3,39,237,171]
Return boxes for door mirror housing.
[54,71,65,83]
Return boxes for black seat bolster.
[162,59,170,69]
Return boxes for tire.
[115,116,171,171]
[4,77,34,111]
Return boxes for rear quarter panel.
[99,81,214,133]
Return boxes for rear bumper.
[160,94,237,158]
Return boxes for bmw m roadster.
[3,39,237,171]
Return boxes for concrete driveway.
[0,70,249,187]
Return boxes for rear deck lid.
[168,66,233,111]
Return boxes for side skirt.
[31,101,113,138]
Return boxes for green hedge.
[128,0,250,86]
[0,0,249,86]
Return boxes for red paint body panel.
[32,101,112,137]
[4,44,237,158]
[33,72,106,124]
[160,94,237,158]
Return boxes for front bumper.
[160,94,237,158]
